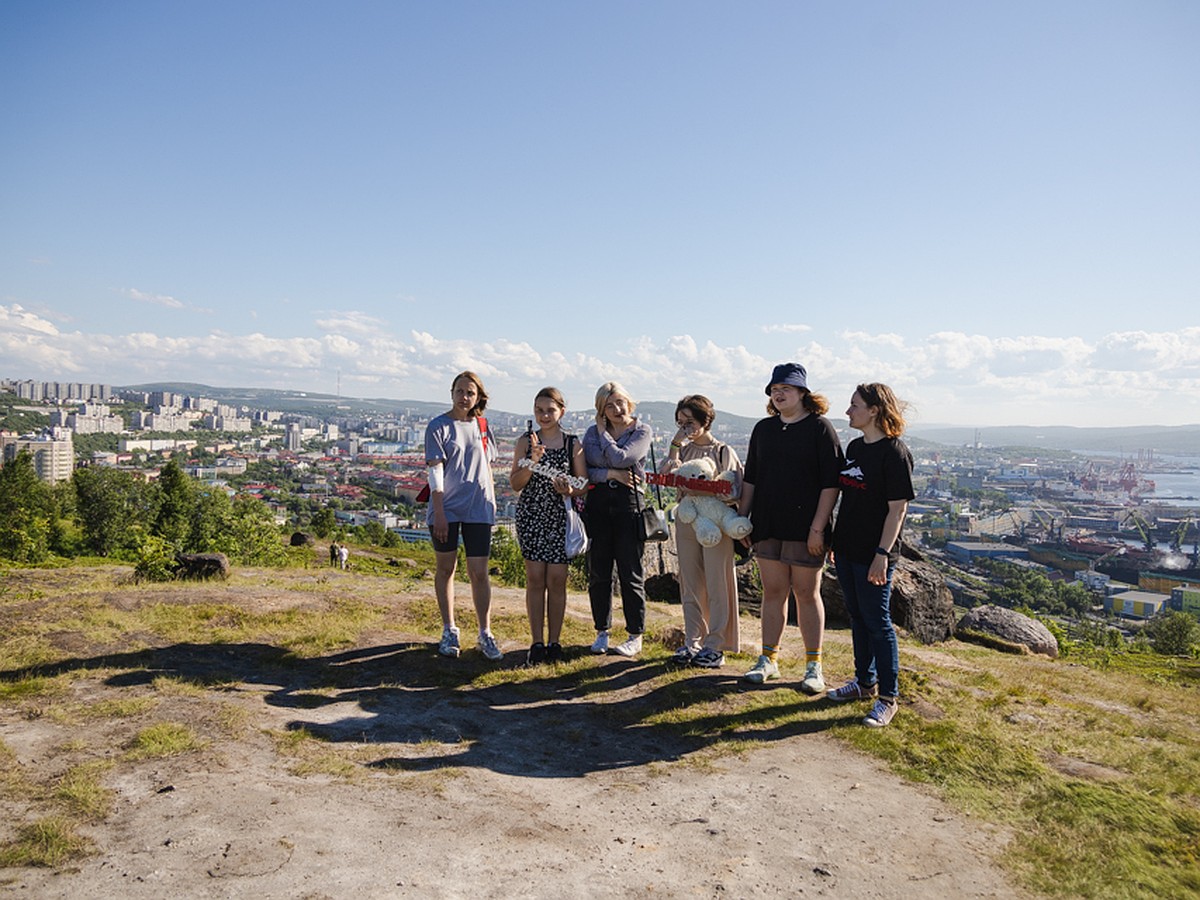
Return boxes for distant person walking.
[829,383,915,727]
[583,382,652,658]
[510,387,588,664]
[329,541,339,567]
[338,543,349,571]
[425,371,502,661]
[659,394,743,668]
[738,363,843,691]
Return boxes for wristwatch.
[875,546,890,557]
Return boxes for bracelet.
[670,441,683,449]
[875,546,890,557]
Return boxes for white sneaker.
[591,631,610,654]
[799,661,825,695]
[438,625,461,658]
[478,631,503,661]
[744,655,779,684]
[611,634,643,657]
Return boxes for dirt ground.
[0,574,1031,899]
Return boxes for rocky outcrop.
[822,546,955,644]
[174,552,231,580]
[956,604,1059,658]
[290,531,314,547]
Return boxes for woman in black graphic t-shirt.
[829,383,915,728]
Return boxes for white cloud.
[4,311,1199,426]
[0,304,60,336]
[127,288,185,310]
[315,311,388,337]
[125,288,212,314]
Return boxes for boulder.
[822,546,954,644]
[290,531,314,547]
[956,604,1059,658]
[174,552,231,581]
[645,572,681,602]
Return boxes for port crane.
[1125,510,1155,553]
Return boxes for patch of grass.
[826,642,1200,898]
[151,675,206,697]
[0,740,29,799]
[269,728,359,779]
[77,696,159,719]
[0,816,93,867]
[126,722,207,759]
[214,701,250,736]
[54,762,115,820]
[0,673,63,701]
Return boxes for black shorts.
[753,538,825,568]
[431,522,493,557]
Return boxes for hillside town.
[4,376,1199,632]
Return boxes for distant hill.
[907,424,1200,455]
[117,383,1199,454]
[121,382,445,419]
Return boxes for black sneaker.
[545,642,564,663]
[527,642,546,665]
[692,647,724,668]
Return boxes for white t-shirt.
[424,414,497,525]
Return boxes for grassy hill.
[0,557,1197,896]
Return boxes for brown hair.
[766,388,829,417]
[675,394,715,429]
[451,371,488,417]
[855,382,907,437]
[534,386,566,410]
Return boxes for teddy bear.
[671,457,754,548]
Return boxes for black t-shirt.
[743,414,843,542]
[832,436,915,565]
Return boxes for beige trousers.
[675,520,740,652]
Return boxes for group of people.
[422,364,914,728]
[329,541,349,570]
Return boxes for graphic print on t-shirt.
[839,459,866,490]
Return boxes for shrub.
[132,532,177,583]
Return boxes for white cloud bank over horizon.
[3,303,1198,428]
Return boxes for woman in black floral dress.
[510,387,587,664]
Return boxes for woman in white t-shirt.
[424,371,502,662]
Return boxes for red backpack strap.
[477,416,488,452]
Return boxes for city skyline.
[2,2,1198,427]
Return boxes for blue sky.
[2,1,1198,427]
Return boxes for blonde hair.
[594,381,636,418]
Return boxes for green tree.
[153,459,196,546]
[0,451,54,562]
[309,508,336,538]
[189,489,235,554]
[226,497,287,566]
[1144,610,1200,657]
[72,466,158,556]
[359,520,387,546]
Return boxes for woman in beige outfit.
[660,395,742,668]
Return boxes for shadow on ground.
[1,639,859,778]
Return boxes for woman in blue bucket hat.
[736,363,843,691]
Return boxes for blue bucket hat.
[765,362,808,394]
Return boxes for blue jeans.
[834,555,899,698]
